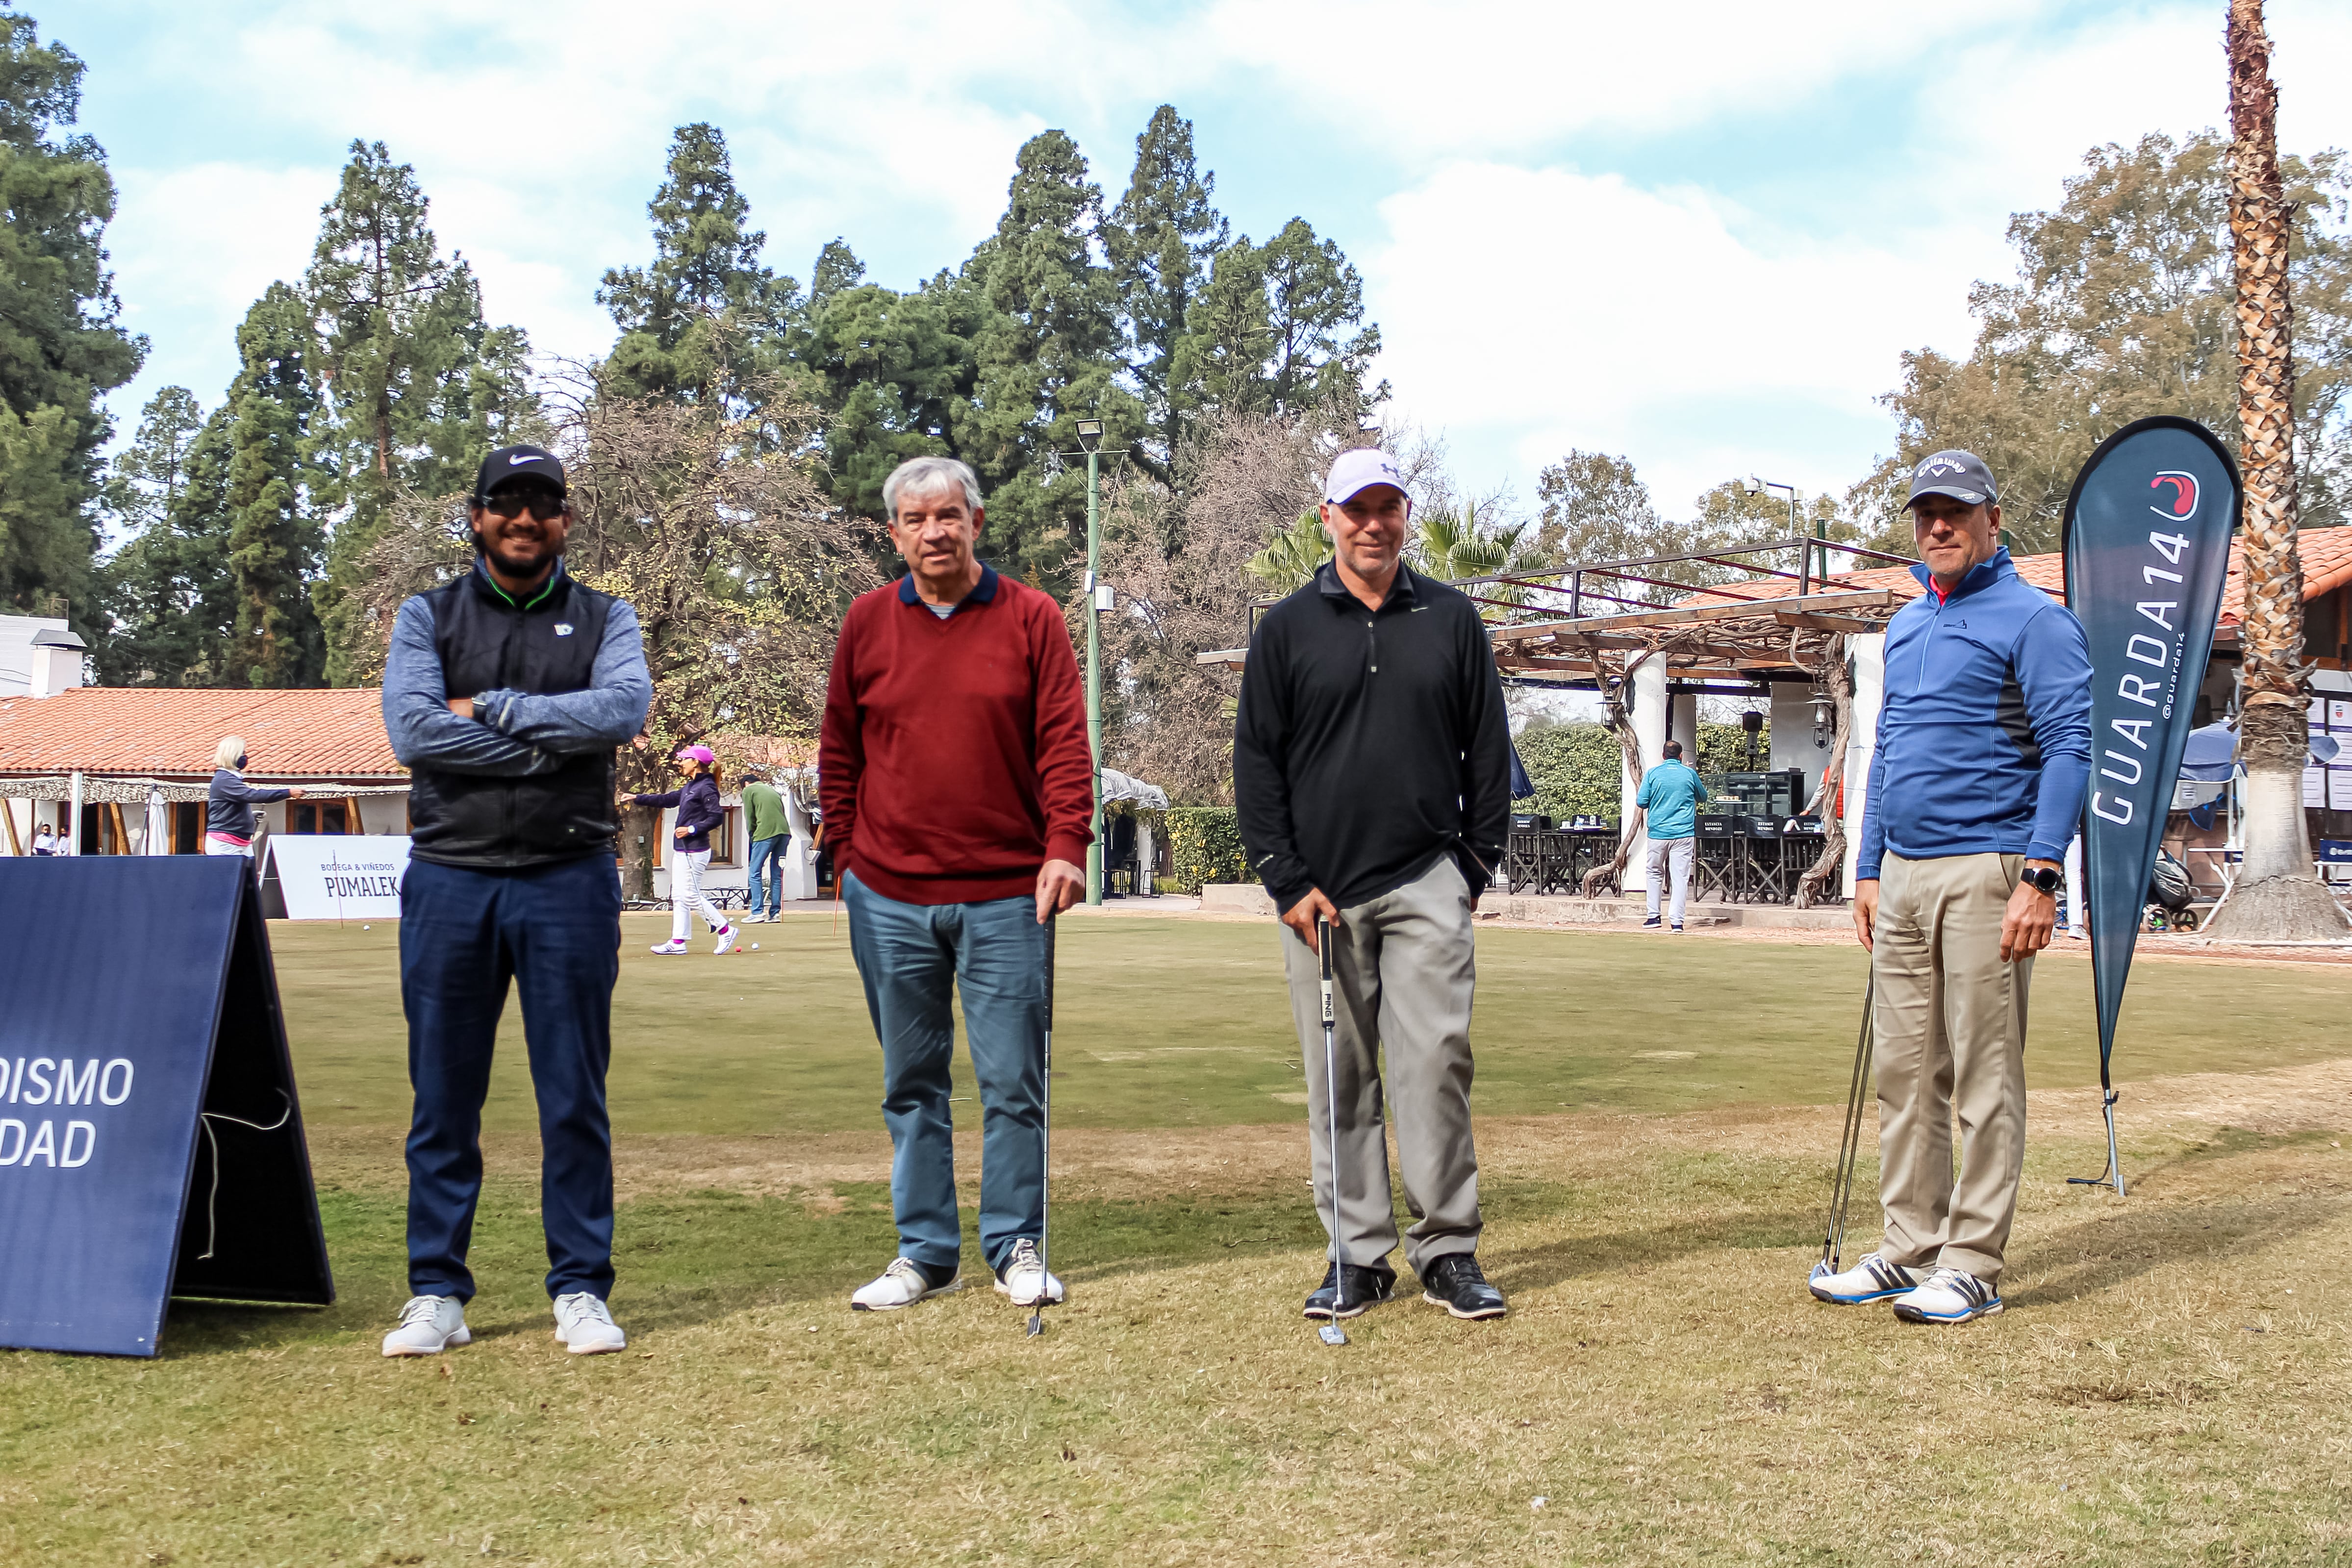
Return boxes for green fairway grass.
[4,914,2350,1565]
[276,911,2352,1135]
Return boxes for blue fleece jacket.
[1635,759,1709,839]
[1856,549,2092,880]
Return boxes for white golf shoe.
[1892,1267,2003,1324]
[1807,1251,1923,1305]
[993,1239,1065,1308]
[381,1294,470,1357]
[851,1257,961,1311]
[553,1291,627,1354]
[650,938,689,955]
[711,923,739,955]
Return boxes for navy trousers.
[399,853,622,1301]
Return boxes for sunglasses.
[480,490,568,521]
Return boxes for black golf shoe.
[1419,1254,1508,1319]
[1303,1262,1396,1320]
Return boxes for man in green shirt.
[740,770,791,922]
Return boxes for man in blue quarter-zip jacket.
[1809,450,2091,1326]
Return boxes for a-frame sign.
[0,856,333,1356]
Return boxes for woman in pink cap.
[628,746,737,954]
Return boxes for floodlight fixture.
[1075,418,1105,452]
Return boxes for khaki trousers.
[1871,851,2031,1286]
[1281,854,1482,1276]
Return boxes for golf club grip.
[1042,912,1055,1030]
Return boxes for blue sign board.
[0,857,332,1356]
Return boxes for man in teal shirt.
[740,770,791,922]
[1634,740,1708,932]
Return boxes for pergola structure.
[1198,534,1922,905]
[1199,534,1915,687]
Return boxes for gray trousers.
[1644,835,1695,923]
[1281,854,1482,1276]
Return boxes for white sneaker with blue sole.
[1892,1267,2003,1324]
[1807,1251,1922,1304]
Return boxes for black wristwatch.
[2020,865,2061,896]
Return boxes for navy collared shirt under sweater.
[1233,560,1511,915]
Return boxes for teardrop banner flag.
[0,857,333,1355]
[2060,415,2239,1193]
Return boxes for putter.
[1810,976,1875,1286]
[1028,912,1058,1338]
[1315,915,1348,1347]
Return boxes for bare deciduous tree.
[344,356,883,898]
[1089,408,1357,803]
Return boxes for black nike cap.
[475,444,567,501]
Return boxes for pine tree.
[304,141,532,683]
[599,124,797,404]
[967,130,1144,588]
[800,258,989,520]
[94,387,233,685]
[1173,239,1273,418]
[0,10,145,631]
[1108,106,1226,481]
[1166,220,1381,427]
[1259,218,1383,415]
[222,284,324,686]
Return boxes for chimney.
[29,628,88,698]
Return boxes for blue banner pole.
[2060,416,2240,1195]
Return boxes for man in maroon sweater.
[820,455,1093,1315]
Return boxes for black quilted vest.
[407,563,620,869]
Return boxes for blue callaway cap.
[1905,450,1997,509]
[475,444,567,501]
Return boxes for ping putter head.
[1808,1259,1832,1283]
[1318,1320,1348,1346]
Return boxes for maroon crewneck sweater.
[818,565,1094,905]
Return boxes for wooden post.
[108,800,130,855]
[345,797,363,835]
[0,798,21,856]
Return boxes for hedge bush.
[1165,806,1254,891]
[1511,719,1770,824]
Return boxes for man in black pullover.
[1233,447,1512,1322]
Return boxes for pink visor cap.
[675,745,716,765]
[1323,447,1411,506]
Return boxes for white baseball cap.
[1324,448,1411,506]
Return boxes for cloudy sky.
[63,0,2352,523]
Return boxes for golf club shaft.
[1823,977,1874,1272]
[1035,913,1057,1330]
[1319,915,1344,1322]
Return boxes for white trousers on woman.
[671,848,727,940]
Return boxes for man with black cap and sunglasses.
[378,444,651,1359]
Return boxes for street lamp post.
[1747,476,1813,588]
[1070,418,1121,906]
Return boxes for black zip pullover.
[1233,561,1510,914]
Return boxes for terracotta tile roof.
[1680,529,2352,627]
[0,687,403,780]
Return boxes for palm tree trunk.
[2206,0,2348,939]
